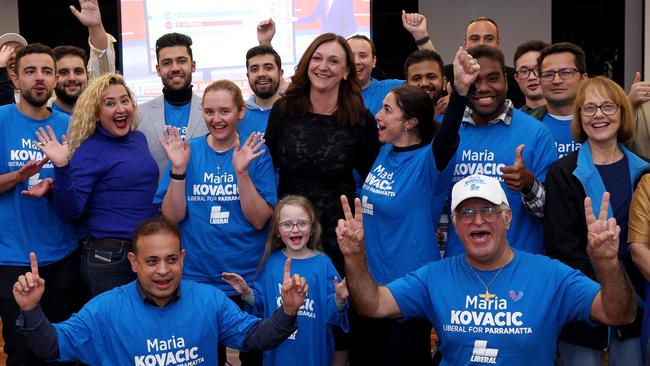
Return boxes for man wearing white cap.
[336,174,636,365]
[0,32,28,105]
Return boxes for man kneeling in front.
[336,174,636,365]
[13,216,309,365]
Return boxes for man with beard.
[50,0,116,115]
[0,44,79,366]
[404,49,447,118]
[444,45,557,258]
[138,33,209,178]
[238,45,283,139]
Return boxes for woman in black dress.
[265,33,379,273]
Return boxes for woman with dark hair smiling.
[265,32,378,274]
[357,47,479,365]
[265,32,379,365]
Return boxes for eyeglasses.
[580,102,619,117]
[279,220,311,232]
[539,68,579,82]
[514,68,538,79]
[453,206,504,224]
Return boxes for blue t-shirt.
[542,113,580,158]
[362,143,454,284]
[0,105,77,265]
[50,101,71,116]
[155,134,277,294]
[387,250,600,366]
[250,250,348,366]
[239,104,271,140]
[361,78,404,116]
[164,100,191,140]
[54,280,261,365]
[446,110,557,255]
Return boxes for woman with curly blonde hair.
[35,72,159,298]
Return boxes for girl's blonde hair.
[67,73,139,155]
[257,195,323,273]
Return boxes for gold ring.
[38,141,45,147]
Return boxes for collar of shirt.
[135,280,181,307]
[246,95,270,111]
[462,99,514,127]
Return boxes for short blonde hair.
[572,76,634,144]
[67,73,139,155]
[202,80,244,112]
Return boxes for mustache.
[255,76,273,84]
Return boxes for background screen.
[120,0,371,103]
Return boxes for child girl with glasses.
[222,195,349,366]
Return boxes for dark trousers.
[349,313,435,366]
[80,238,136,298]
[0,250,81,366]
[217,295,263,366]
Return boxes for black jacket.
[544,151,644,350]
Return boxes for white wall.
[418,0,552,67]
[0,0,20,35]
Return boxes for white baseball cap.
[451,174,509,212]
[0,33,27,48]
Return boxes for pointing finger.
[29,252,39,277]
[283,258,292,281]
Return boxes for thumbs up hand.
[628,71,650,109]
[501,144,535,194]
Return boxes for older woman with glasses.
[544,76,649,365]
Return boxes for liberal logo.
[209,206,229,224]
[470,340,498,364]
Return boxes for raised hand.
[17,156,49,183]
[257,18,276,47]
[336,195,365,259]
[13,252,45,311]
[69,0,102,28]
[21,177,53,198]
[159,126,190,173]
[453,46,480,96]
[501,144,534,194]
[585,192,620,262]
[401,10,428,40]
[334,276,349,305]
[232,132,265,175]
[628,72,650,109]
[280,258,309,316]
[0,44,15,68]
[221,272,252,296]
[35,126,70,167]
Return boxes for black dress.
[265,102,379,272]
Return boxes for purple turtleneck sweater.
[54,125,159,239]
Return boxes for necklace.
[466,253,512,302]
[208,134,237,175]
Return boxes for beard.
[430,88,444,105]
[162,73,191,90]
[251,77,280,99]
[54,83,82,106]
[21,87,51,108]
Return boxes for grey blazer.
[137,94,208,179]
